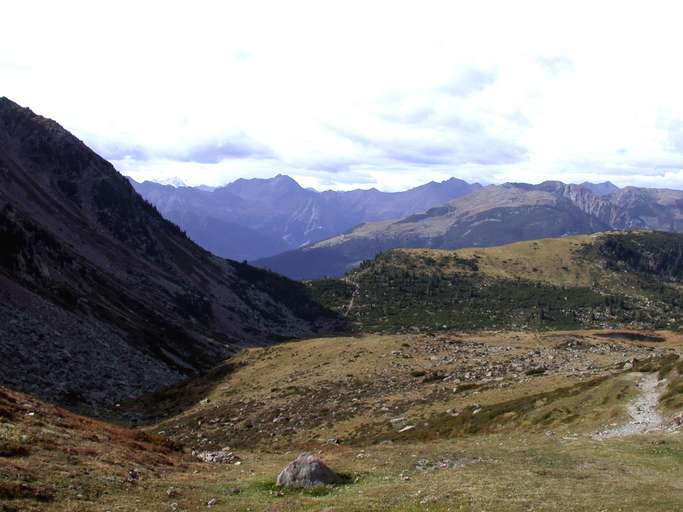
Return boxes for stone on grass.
[276,453,342,488]
[194,450,240,464]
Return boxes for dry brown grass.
[392,235,599,287]
[3,329,683,511]
[0,385,189,511]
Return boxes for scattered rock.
[674,412,683,426]
[276,452,343,488]
[194,450,240,464]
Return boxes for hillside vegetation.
[308,232,683,333]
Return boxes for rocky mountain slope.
[307,231,683,333]
[256,181,683,279]
[0,98,339,411]
[131,175,481,261]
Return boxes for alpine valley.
[4,99,683,512]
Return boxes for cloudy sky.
[3,1,683,191]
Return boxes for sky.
[3,1,683,191]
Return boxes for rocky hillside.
[126,331,680,449]
[307,231,683,333]
[256,181,683,279]
[131,175,481,261]
[0,98,339,411]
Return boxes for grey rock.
[276,453,342,488]
[195,450,240,464]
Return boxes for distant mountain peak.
[156,176,187,188]
[271,173,303,190]
[225,174,304,200]
[232,173,301,187]
[272,173,296,182]
[577,181,619,196]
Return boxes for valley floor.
[3,330,683,511]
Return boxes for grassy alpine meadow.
[5,329,683,511]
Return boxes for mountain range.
[256,180,683,279]
[0,97,338,411]
[136,173,665,280]
[4,95,682,408]
[131,175,481,261]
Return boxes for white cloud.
[3,1,683,190]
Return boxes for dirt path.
[343,278,360,317]
[593,372,665,439]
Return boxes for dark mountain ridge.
[0,97,338,410]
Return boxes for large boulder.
[276,453,342,488]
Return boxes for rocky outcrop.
[534,181,619,224]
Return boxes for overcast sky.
[3,1,683,191]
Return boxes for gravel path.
[593,372,664,439]
[343,279,360,317]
